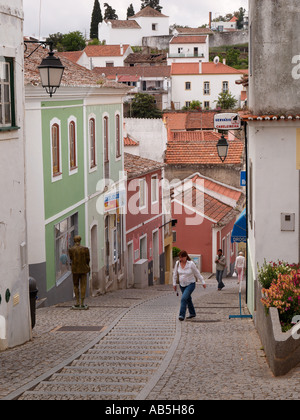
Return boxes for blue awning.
[231,209,246,243]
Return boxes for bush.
[257,260,294,289]
[261,271,300,331]
[172,247,181,258]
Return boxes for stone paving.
[0,275,299,400]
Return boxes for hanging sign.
[214,113,241,130]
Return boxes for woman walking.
[234,251,246,285]
[173,250,206,321]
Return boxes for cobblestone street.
[1,276,299,400]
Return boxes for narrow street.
[1,277,300,401]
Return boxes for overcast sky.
[23,0,248,39]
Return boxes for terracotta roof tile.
[105,20,141,29]
[173,174,243,224]
[24,44,126,90]
[84,45,131,57]
[131,6,168,18]
[171,62,244,75]
[165,131,244,165]
[124,153,164,179]
[170,36,207,44]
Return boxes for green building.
[25,50,128,306]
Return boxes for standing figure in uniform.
[68,236,90,310]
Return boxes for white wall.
[99,15,170,47]
[0,0,32,350]
[24,98,46,266]
[124,118,167,163]
[168,39,209,63]
[171,73,243,109]
[133,16,170,40]
[248,122,300,276]
[99,21,143,46]
[78,47,132,70]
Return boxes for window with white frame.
[0,57,15,129]
[115,113,121,159]
[69,119,77,172]
[204,81,210,95]
[223,81,229,93]
[139,178,147,209]
[185,81,191,90]
[151,175,159,204]
[89,117,96,169]
[51,122,61,178]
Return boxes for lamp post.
[24,41,65,97]
[216,134,229,162]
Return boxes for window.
[152,23,158,31]
[223,81,229,93]
[89,118,96,169]
[139,178,147,209]
[69,120,77,171]
[51,123,61,177]
[104,116,109,179]
[185,81,191,90]
[204,101,210,109]
[55,213,78,284]
[0,57,15,130]
[185,101,191,108]
[151,175,159,204]
[115,114,121,158]
[204,81,210,95]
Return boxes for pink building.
[125,153,165,286]
[172,173,245,274]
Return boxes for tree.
[140,0,162,13]
[127,3,135,19]
[234,7,246,30]
[90,0,102,40]
[46,31,86,52]
[130,93,162,119]
[104,3,118,20]
[215,91,238,110]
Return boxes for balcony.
[168,53,205,59]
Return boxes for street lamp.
[216,134,229,162]
[24,41,65,97]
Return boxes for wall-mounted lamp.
[216,134,229,162]
[24,41,65,97]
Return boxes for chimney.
[223,58,226,65]
[120,44,124,55]
[209,12,212,29]
[199,60,202,74]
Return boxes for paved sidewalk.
[0,275,299,400]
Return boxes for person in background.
[234,251,246,285]
[173,250,206,321]
[215,249,226,291]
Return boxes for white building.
[211,16,238,32]
[0,0,32,350]
[245,0,300,315]
[168,35,210,65]
[171,61,244,110]
[99,6,170,47]
[76,44,133,70]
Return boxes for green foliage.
[127,3,135,19]
[215,91,238,110]
[130,93,162,119]
[182,100,202,111]
[104,3,118,20]
[141,0,162,13]
[90,0,102,40]
[47,31,86,52]
[173,247,181,258]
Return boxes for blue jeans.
[179,282,196,319]
[216,270,225,289]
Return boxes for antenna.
[213,56,220,65]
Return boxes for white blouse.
[173,260,205,287]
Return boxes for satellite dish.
[213,56,220,65]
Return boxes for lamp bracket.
[24,40,54,59]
